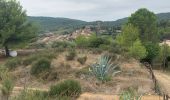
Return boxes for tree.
[116,24,139,48]
[128,8,158,43]
[0,0,37,57]
[129,39,148,60]
[143,42,160,64]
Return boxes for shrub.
[1,72,14,100]
[119,88,142,100]
[49,79,81,97]
[31,58,51,76]
[75,66,90,78]
[88,35,105,48]
[5,58,21,70]
[51,41,75,49]
[23,51,56,66]
[75,35,88,48]
[13,90,49,100]
[28,42,46,49]
[129,39,148,60]
[77,56,87,65]
[65,49,76,61]
[90,55,120,82]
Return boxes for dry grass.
[0,49,155,97]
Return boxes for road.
[154,70,170,96]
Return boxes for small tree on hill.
[0,0,37,57]
[116,24,139,48]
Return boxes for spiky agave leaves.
[90,55,120,81]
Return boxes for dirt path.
[154,70,170,95]
[77,93,162,100]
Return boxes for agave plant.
[90,55,120,81]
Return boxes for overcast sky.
[20,0,170,21]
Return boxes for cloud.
[20,0,170,21]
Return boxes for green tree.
[116,24,139,48]
[0,0,37,56]
[128,8,158,43]
[129,39,148,59]
[144,42,160,63]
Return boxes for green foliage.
[31,58,51,76]
[128,8,158,43]
[129,39,148,59]
[144,42,160,61]
[90,55,120,82]
[23,50,56,66]
[75,35,88,48]
[1,71,14,100]
[77,56,87,65]
[116,24,139,48]
[65,49,76,60]
[5,58,21,70]
[119,88,142,100]
[13,90,49,100]
[88,34,110,48]
[51,41,75,49]
[49,79,81,97]
[0,0,37,50]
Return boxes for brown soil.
[78,93,163,100]
[154,70,170,95]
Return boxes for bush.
[77,56,87,65]
[28,42,46,49]
[119,88,142,100]
[129,39,148,60]
[31,58,51,76]
[75,66,90,78]
[88,35,106,48]
[49,79,81,97]
[75,35,88,48]
[23,51,56,66]
[5,58,21,70]
[51,41,75,49]
[13,90,49,100]
[65,49,76,61]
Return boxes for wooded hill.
[28,12,170,33]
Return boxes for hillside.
[28,16,87,33]
[28,12,170,33]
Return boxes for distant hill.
[28,16,87,33]
[28,12,170,33]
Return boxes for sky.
[20,0,170,21]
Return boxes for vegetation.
[128,8,158,43]
[31,58,51,76]
[13,90,49,100]
[0,0,37,57]
[116,24,139,48]
[23,50,56,66]
[77,56,87,65]
[120,88,142,100]
[65,49,76,60]
[5,58,21,70]
[1,71,14,100]
[49,79,81,97]
[129,39,148,59]
[28,13,170,33]
[90,55,120,82]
